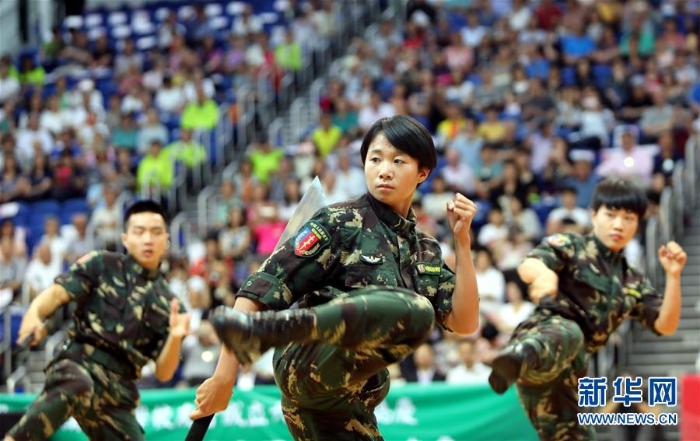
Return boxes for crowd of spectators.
[193,0,698,388]
[2,0,700,389]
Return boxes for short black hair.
[590,178,648,218]
[360,115,437,172]
[124,200,168,229]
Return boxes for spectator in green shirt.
[136,140,174,194]
[1,54,20,79]
[165,129,206,168]
[18,55,45,87]
[165,129,207,193]
[248,136,284,184]
[311,111,343,158]
[181,86,219,131]
[274,27,302,72]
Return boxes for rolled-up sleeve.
[629,275,664,335]
[434,265,456,331]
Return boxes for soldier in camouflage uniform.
[488,178,688,440]
[190,115,481,439]
[5,200,190,441]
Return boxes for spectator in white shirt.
[441,148,477,196]
[91,184,121,249]
[334,151,366,199]
[446,339,491,385]
[40,95,70,137]
[358,90,396,132]
[489,281,535,338]
[155,75,185,114]
[77,110,110,148]
[507,0,533,31]
[22,242,61,301]
[320,169,347,205]
[569,89,615,149]
[370,19,403,58]
[421,175,454,222]
[232,4,263,36]
[15,115,54,168]
[158,12,187,49]
[184,69,216,104]
[545,186,591,235]
[40,216,68,273]
[62,214,91,265]
[0,60,20,104]
[474,248,506,316]
[506,196,543,242]
[69,79,105,114]
[596,130,654,188]
[460,10,487,47]
[477,206,509,249]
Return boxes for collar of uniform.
[366,193,417,236]
[589,233,623,264]
[126,255,161,280]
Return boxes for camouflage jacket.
[528,233,662,352]
[237,193,456,329]
[55,251,181,377]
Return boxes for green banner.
[1,383,538,440]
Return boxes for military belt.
[65,340,137,380]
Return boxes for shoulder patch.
[547,234,570,248]
[294,221,331,258]
[75,251,99,265]
[416,263,442,275]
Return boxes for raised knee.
[69,372,95,396]
[561,319,585,346]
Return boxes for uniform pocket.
[571,266,612,294]
[345,263,397,288]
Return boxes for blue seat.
[3,202,31,226]
[26,222,47,252]
[60,198,90,224]
[533,201,557,227]
[30,200,60,217]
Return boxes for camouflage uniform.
[7,251,183,441]
[237,194,457,440]
[506,233,662,441]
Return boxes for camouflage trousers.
[6,355,143,441]
[273,286,435,440]
[508,313,596,441]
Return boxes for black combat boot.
[488,343,539,394]
[210,307,317,364]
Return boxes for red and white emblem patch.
[293,222,330,257]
